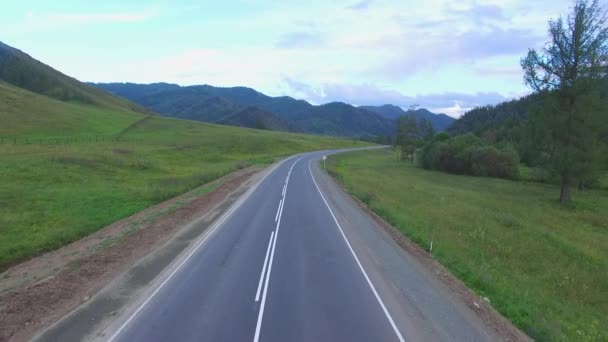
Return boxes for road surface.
[99,150,500,342]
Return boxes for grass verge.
[327,148,607,341]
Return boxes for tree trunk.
[560,176,571,204]
[578,179,585,191]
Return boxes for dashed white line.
[255,231,275,302]
[275,198,283,222]
[253,156,303,342]
[308,159,405,342]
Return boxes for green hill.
[0,41,147,114]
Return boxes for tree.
[418,118,435,142]
[521,0,608,203]
[396,115,419,162]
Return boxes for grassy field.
[327,148,607,341]
[0,82,364,270]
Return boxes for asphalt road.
[100,149,500,342]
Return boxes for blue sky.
[0,0,580,116]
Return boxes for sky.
[0,0,581,117]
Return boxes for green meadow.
[327,148,607,341]
[0,82,363,270]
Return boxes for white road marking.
[253,157,303,342]
[275,198,283,222]
[308,160,405,342]
[279,195,285,217]
[255,231,275,302]
[105,154,299,342]
[107,186,246,342]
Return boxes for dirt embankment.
[0,167,261,342]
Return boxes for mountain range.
[360,104,455,132]
[93,83,455,137]
[1,39,454,138]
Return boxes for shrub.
[470,146,519,179]
[419,134,520,179]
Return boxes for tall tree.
[396,115,419,163]
[521,0,608,203]
[418,118,435,142]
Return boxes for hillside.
[93,83,396,137]
[360,104,455,132]
[217,106,289,130]
[447,95,540,140]
[0,41,146,114]
[0,81,145,137]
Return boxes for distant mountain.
[297,102,394,136]
[94,83,396,137]
[217,106,289,131]
[0,41,146,114]
[94,83,290,132]
[360,104,455,132]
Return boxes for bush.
[419,134,520,180]
[471,146,519,179]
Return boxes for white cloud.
[24,9,155,29]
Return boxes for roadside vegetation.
[328,148,607,341]
[0,85,362,271]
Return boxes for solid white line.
[275,198,283,222]
[255,231,275,302]
[308,160,405,342]
[282,183,287,197]
[253,156,303,342]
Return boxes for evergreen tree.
[521,0,608,203]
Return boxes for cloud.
[282,78,511,117]
[275,31,324,49]
[347,0,374,11]
[474,66,523,77]
[446,3,508,25]
[457,27,541,57]
[367,26,543,81]
[24,10,155,28]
